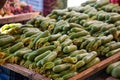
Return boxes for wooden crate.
[1,52,120,80]
[0,12,40,24]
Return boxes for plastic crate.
[0,66,31,80]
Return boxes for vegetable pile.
[0,0,120,79]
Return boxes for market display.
[0,0,35,17]
[0,0,120,80]
[106,61,120,78]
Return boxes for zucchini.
[70,49,87,57]
[82,51,97,64]
[70,28,84,32]
[61,39,72,48]
[0,36,15,47]
[75,60,85,69]
[76,53,89,60]
[27,45,56,61]
[80,40,90,49]
[63,45,77,53]
[54,58,62,65]
[108,42,120,50]
[48,33,61,41]
[111,65,120,78]
[63,57,78,63]
[8,42,24,53]
[29,30,49,48]
[34,50,51,62]
[84,57,100,68]
[14,47,32,57]
[38,51,57,65]
[106,48,120,57]
[57,35,69,43]
[62,72,77,80]
[52,63,71,73]
[106,61,120,74]
[70,31,89,39]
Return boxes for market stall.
[0,0,120,80]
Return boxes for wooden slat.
[69,52,120,80]
[0,12,40,24]
[2,64,50,80]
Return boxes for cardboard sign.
[20,0,43,11]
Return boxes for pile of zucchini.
[0,0,120,79]
[82,0,120,14]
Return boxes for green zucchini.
[48,33,61,41]
[108,42,120,50]
[70,31,89,39]
[0,36,15,47]
[38,51,57,65]
[70,49,87,57]
[85,57,100,68]
[82,51,97,64]
[106,61,120,74]
[61,39,72,48]
[57,35,69,43]
[62,72,77,80]
[27,45,56,61]
[63,57,78,63]
[111,65,120,78]
[8,42,24,53]
[34,50,51,62]
[14,47,32,57]
[75,60,85,69]
[52,63,71,73]
[106,48,120,57]
[54,58,62,65]
[80,40,90,49]
[63,45,77,53]
[76,53,89,60]
[29,30,49,48]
